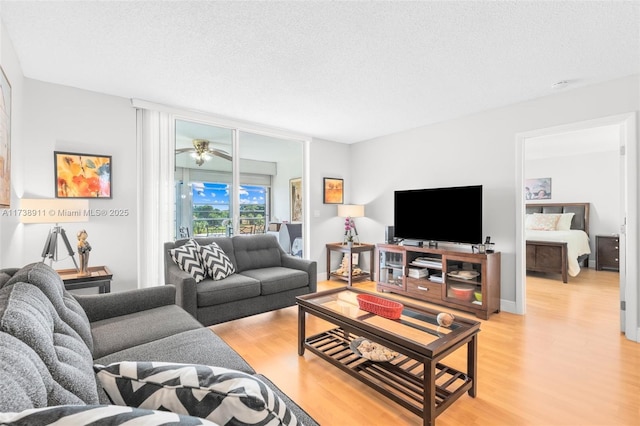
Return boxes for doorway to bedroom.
[516,113,638,342]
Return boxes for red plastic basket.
[356,294,403,319]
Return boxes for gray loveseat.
[0,262,318,425]
[164,234,317,326]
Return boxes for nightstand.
[596,235,619,271]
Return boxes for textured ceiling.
[1,1,639,144]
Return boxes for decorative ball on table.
[77,229,92,276]
[436,312,455,327]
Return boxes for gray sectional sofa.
[164,234,317,326]
[0,262,318,425]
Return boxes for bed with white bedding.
[525,203,591,283]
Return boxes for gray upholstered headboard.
[525,203,590,234]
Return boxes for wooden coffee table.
[297,287,480,426]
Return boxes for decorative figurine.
[335,253,362,277]
[77,229,92,276]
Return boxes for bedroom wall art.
[323,177,344,204]
[290,177,302,222]
[54,151,112,198]
[525,177,551,200]
[0,65,11,208]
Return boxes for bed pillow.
[556,213,575,231]
[94,362,303,426]
[198,242,236,280]
[169,240,206,283]
[0,405,219,425]
[524,214,535,230]
[527,213,561,231]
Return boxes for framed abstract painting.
[54,151,112,198]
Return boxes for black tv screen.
[394,185,483,245]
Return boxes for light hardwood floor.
[211,268,639,425]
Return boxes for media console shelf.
[376,244,501,320]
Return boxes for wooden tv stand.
[376,244,501,319]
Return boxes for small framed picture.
[525,177,551,200]
[323,177,344,204]
[343,253,359,265]
[289,177,302,222]
[54,151,112,198]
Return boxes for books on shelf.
[411,257,442,269]
[428,273,443,283]
[408,268,428,278]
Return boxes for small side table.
[57,266,113,293]
[326,243,375,286]
[595,235,620,271]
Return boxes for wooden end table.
[56,265,113,293]
[326,242,375,286]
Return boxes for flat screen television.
[394,185,482,245]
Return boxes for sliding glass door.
[175,120,235,238]
[174,119,302,241]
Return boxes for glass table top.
[300,289,468,346]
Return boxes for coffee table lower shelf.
[304,327,473,421]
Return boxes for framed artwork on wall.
[525,177,552,200]
[290,177,302,222]
[54,151,112,198]
[323,177,344,204]
[0,65,11,208]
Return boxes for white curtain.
[135,107,174,288]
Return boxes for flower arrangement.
[344,216,357,244]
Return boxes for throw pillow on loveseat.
[169,239,236,282]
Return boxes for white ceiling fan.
[176,139,232,166]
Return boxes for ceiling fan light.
[177,138,232,166]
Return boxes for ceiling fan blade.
[175,148,194,154]
[207,149,232,161]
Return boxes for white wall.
[348,74,639,308]
[271,140,303,223]
[526,149,620,264]
[307,137,351,278]
[11,79,138,291]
